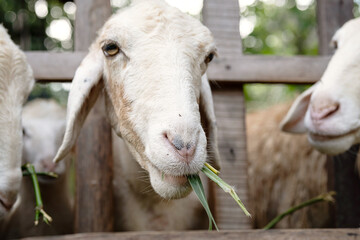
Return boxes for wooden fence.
[23,0,360,238]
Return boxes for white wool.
[0,25,34,222]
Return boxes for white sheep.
[0,25,34,223]
[3,99,73,238]
[247,102,331,228]
[281,17,360,158]
[53,0,220,230]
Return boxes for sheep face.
[281,18,360,155]
[0,25,34,219]
[23,119,67,182]
[54,0,220,199]
[22,99,69,185]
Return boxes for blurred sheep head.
[281,18,360,155]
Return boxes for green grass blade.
[202,165,251,217]
[187,175,219,231]
[263,191,335,230]
[23,164,53,225]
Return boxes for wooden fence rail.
[23,229,360,240]
[27,53,330,84]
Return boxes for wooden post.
[332,145,360,227]
[316,0,354,55]
[203,0,251,229]
[74,0,114,232]
[316,0,356,227]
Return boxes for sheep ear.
[200,74,221,170]
[54,46,104,163]
[280,83,318,133]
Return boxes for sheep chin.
[307,131,357,155]
[147,164,192,200]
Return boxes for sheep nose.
[165,133,196,163]
[41,157,57,172]
[310,100,340,121]
[0,191,17,211]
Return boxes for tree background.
[0,0,359,110]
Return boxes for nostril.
[172,136,185,151]
[165,133,196,162]
[311,102,340,121]
[186,142,191,150]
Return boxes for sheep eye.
[205,53,215,64]
[102,43,120,57]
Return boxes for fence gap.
[73,0,114,232]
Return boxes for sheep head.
[22,99,68,183]
[281,18,360,155]
[0,25,34,218]
[54,0,220,199]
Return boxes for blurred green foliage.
[28,83,69,106]
[0,0,74,51]
[0,0,73,104]
[242,0,318,55]
[355,0,360,16]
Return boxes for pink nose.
[41,158,57,172]
[165,133,196,163]
[0,191,17,211]
[310,100,340,122]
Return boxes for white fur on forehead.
[100,0,215,54]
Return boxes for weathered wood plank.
[22,229,360,240]
[317,0,354,55]
[28,53,329,84]
[207,55,330,83]
[203,0,250,229]
[25,52,86,82]
[75,96,114,232]
[332,145,360,227]
[202,0,243,60]
[212,89,250,229]
[73,0,113,233]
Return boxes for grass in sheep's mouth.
[22,164,57,225]
[187,163,251,231]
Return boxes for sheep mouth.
[162,173,188,185]
[309,128,359,142]
[149,163,189,186]
[37,175,58,184]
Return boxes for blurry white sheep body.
[247,102,331,228]
[281,18,360,158]
[53,0,220,231]
[0,25,34,223]
[3,99,73,238]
